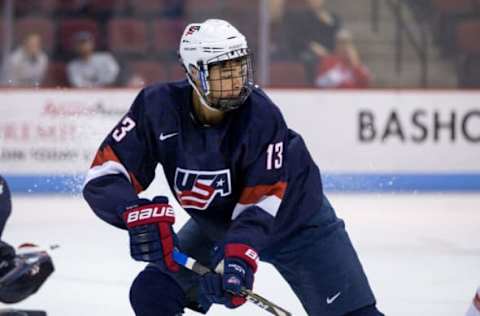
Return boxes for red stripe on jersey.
[238,181,287,205]
[91,145,144,193]
[91,145,121,167]
[178,182,215,200]
[179,190,209,200]
[179,198,206,209]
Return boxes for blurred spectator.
[314,29,370,89]
[1,33,48,87]
[269,0,286,23]
[268,0,287,58]
[67,31,119,88]
[283,0,342,82]
[284,0,342,56]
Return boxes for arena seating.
[44,62,68,87]
[59,19,100,53]
[131,0,168,16]
[108,18,148,56]
[127,61,168,84]
[456,19,480,54]
[88,0,128,15]
[152,19,185,56]
[15,17,55,52]
[269,61,308,87]
[14,0,56,15]
[430,0,477,14]
[4,1,319,87]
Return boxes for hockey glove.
[121,196,179,272]
[199,243,257,309]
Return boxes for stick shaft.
[172,250,292,316]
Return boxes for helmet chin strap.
[186,69,223,113]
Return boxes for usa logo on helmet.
[186,25,200,36]
[174,168,231,210]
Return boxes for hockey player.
[0,175,54,315]
[83,19,384,316]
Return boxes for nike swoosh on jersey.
[326,292,341,304]
[159,132,179,141]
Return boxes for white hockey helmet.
[179,19,254,112]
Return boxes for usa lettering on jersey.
[174,168,231,210]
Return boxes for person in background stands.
[284,0,342,82]
[1,33,48,87]
[315,29,371,89]
[268,0,287,58]
[67,31,119,88]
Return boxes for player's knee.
[344,304,385,316]
[130,266,186,316]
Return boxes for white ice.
[1,193,479,316]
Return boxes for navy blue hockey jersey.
[83,80,326,252]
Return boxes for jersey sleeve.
[225,101,289,252]
[82,89,158,228]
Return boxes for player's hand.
[121,196,179,272]
[199,243,258,309]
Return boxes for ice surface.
[2,193,479,316]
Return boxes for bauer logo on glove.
[124,204,175,226]
[120,196,179,272]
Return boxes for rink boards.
[0,88,479,193]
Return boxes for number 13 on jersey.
[266,142,283,170]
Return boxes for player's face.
[24,34,42,56]
[208,59,247,100]
[77,40,94,58]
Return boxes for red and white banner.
[0,89,135,174]
[1,89,479,176]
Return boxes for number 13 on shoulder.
[266,142,283,170]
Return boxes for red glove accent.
[231,295,246,307]
[123,203,179,272]
[158,221,178,272]
[224,243,259,273]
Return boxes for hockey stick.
[173,250,292,316]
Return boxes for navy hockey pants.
[130,197,381,316]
